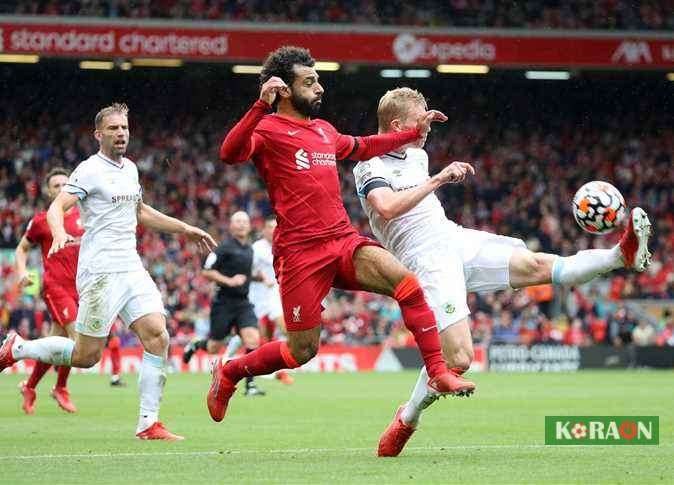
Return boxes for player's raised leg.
[349,244,474,393]
[130,312,184,441]
[509,207,652,289]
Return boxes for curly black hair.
[260,46,315,87]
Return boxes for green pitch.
[1,370,671,484]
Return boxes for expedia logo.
[611,41,653,64]
[393,33,496,64]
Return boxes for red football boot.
[427,369,476,397]
[136,421,185,441]
[0,332,18,372]
[19,381,36,415]
[378,405,416,457]
[50,386,78,413]
[619,207,652,272]
[275,370,294,385]
[207,358,237,422]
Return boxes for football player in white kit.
[0,103,216,441]
[248,217,293,385]
[353,88,652,457]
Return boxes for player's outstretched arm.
[14,235,35,287]
[338,110,447,161]
[47,191,79,257]
[219,77,285,163]
[137,202,217,253]
[366,161,475,220]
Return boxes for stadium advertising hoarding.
[0,19,673,68]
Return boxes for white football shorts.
[403,228,526,332]
[251,287,284,322]
[75,269,165,338]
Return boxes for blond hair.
[377,87,427,132]
[94,102,129,129]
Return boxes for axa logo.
[295,149,310,170]
[292,305,301,322]
[612,41,653,64]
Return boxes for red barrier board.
[1,21,673,68]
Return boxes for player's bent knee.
[288,341,319,365]
[72,348,103,368]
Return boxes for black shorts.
[209,300,258,341]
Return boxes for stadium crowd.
[1,76,673,350]
[3,0,674,30]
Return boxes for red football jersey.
[24,207,83,291]
[220,100,418,254]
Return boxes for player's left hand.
[445,161,475,183]
[416,110,447,137]
[184,225,217,253]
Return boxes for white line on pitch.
[1,444,667,461]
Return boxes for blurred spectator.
[4,0,674,30]
[632,320,656,346]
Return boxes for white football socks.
[12,336,74,366]
[224,334,243,360]
[400,366,441,427]
[552,246,623,286]
[137,351,166,433]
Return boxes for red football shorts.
[274,232,380,331]
[43,285,79,327]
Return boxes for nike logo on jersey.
[421,326,436,332]
[288,130,300,136]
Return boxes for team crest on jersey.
[316,127,329,144]
[292,305,301,322]
[443,303,456,315]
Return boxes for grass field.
[0,370,671,484]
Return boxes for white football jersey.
[248,238,278,305]
[64,151,144,275]
[353,148,458,262]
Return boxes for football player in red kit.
[208,46,475,429]
[14,168,81,413]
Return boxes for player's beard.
[290,92,322,118]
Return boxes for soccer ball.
[572,181,626,234]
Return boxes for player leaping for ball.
[352,87,652,457]
[208,46,475,426]
[0,103,216,440]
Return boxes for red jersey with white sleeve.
[24,207,83,293]
[220,100,420,255]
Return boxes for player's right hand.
[228,274,247,287]
[17,272,34,288]
[48,232,75,257]
[260,76,288,105]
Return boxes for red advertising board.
[0,20,672,68]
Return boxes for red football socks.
[108,336,122,376]
[56,365,71,388]
[27,362,51,389]
[394,275,447,379]
[224,340,299,383]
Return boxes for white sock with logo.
[400,366,439,427]
[551,246,623,286]
[137,351,166,433]
[224,334,243,360]
[12,336,74,366]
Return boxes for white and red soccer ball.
[572,181,626,235]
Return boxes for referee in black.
[183,211,265,396]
